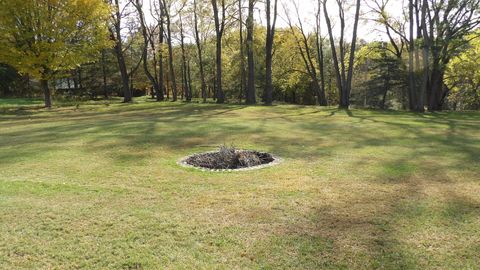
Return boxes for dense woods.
[1,0,479,111]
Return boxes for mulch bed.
[184,147,275,170]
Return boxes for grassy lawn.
[0,98,44,108]
[1,98,479,269]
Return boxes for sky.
[137,0,407,42]
[274,0,406,41]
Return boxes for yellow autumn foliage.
[0,0,112,80]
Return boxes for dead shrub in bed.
[185,146,275,170]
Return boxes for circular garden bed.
[179,147,281,172]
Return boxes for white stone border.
[177,150,282,172]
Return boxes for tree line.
[0,0,479,111]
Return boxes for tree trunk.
[162,0,177,101]
[179,15,191,102]
[344,0,361,108]
[102,50,108,99]
[418,0,429,112]
[113,42,131,102]
[134,0,160,100]
[158,6,165,101]
[323,1,343,106]
[413,0,422,109]
[167,30,177,101]
[382,65,391,109]
[187,59,193,100]
[264,0,278,106]
[110,0,131,103]
[315,0,327,106]
[239,0,246,102]
[246,0,256,105]
[78,67,83,91]
[407,0,416,110]
[193,0,207,102]
[212,0,225,104]
[264,44,273,105]
[316,35,326,106]
[428,68,445,111]
[41,79,52,108]
[215,38,224,103]
[73,71,78,93]
[166,71,170,100]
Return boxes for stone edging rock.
[177,150,282,172]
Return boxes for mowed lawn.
[0,99,479,269]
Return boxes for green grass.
[0,97,44,107]
[1,98,479,269]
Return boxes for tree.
[367,0,412,108]
[193,0,209,102]
[101,50,109,99]
[286,1,327,106]
[271,29,323,104]
[162,0,178,101]
[445,32,480,110]
[356,42,407,109]
[315,0,327,106]
[408,0,417,110]
[132,0,161,100]
[211,0,227,103]
[264,0,279,105]
[151,0,166,101]
[238,0,247,102]
[0,0,111,108]
[419,0,480,111]
[108,0,135,103]
[324,0,361,108]
[178,10,192,102]
[245,0,256,104]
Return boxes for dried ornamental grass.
[184,146,276,170]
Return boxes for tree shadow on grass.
[343,110,479,168]
[250,153,480,269]
[0,104,252,166]
[2,104,478,172]
[232,109,478,268]
[1,104,479,268]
